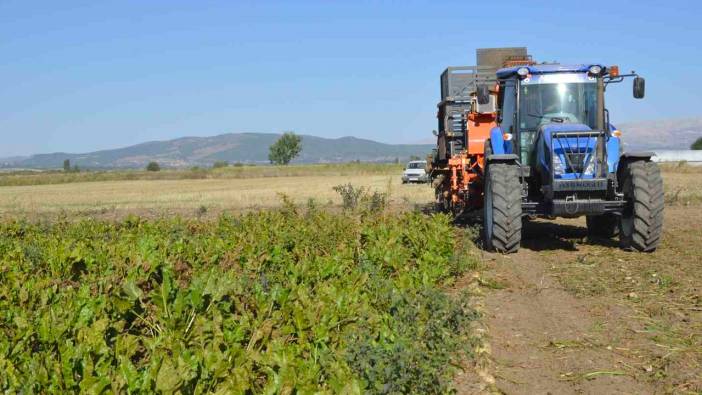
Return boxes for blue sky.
[1,0,700,157]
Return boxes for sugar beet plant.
[0,207,477,394]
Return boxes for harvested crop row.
[0,208,477,393]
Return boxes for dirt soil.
[456,205,702,394]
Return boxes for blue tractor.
[480,63,663,253]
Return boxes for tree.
[212,160,229,169]
[146,161,161,172]
[691,137,702,150]
[63,159,71,172]
[269,132,302,165]
[409,155,421,161]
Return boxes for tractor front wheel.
[483,162,522,253]
[619,160,664,252]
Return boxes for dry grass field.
[0,163,405,187]
[0,168,433,219]
[0,162,698,220]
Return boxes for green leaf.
[156,359,182,393]
[122,281,142,301]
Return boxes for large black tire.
[586,214,619,238]
[619,160,664,252]
[483,162,522,253]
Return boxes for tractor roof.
[496,63,603,79]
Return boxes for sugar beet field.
[0,163,701,393]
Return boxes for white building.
[651,150,702,165]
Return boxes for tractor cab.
[491,65,610,177]
[486,64,645,202]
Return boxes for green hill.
[11,133,433,169]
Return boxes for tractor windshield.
[519,80,598,131]
[516,74,599,166]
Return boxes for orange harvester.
[431,47,532,214]
[445,111,496,209]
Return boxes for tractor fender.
[489,127,514,155]
[620,152,655,160]
[605,135,621,173]
[487,154,519,163]
[617,152,655,181]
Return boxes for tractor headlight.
[588,65,602,76]
[517,67,529,77]
[553,153,564,175]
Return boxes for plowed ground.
[456,165,702,394]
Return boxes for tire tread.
[620,161,664,252]
[485,163,522,253]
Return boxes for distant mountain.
[0,156,28,167]
[10,133,433,169]
[618,117,702,151]
[6,116,701,169]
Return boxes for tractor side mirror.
[477,84,490,105]
[633,77,645,99]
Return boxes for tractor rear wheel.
[483,162,522,253]
[586,214,619,238]
[619,160,664,252]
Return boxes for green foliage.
[333,183,387,213]
[333,183,366,210]
[146,161,161,172]
[691,137,702,150]
[346,288,476,394]
[268,132,302,165]
[0,209,476,393]
[212,160,229,169]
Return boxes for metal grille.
[551,130,604,178]
[448,111,465,135]
[565,151,586,173]
[449,140,464,156]
[437,102,471,140]
[440,66,497,103]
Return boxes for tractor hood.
[540,123,595,151]
[536,123,600,179]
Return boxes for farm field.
[0,163,700,393]
[0,171,433,220]
[0,163,406,188]
[0,199,478,393]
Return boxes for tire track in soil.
[455,219,657,395]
